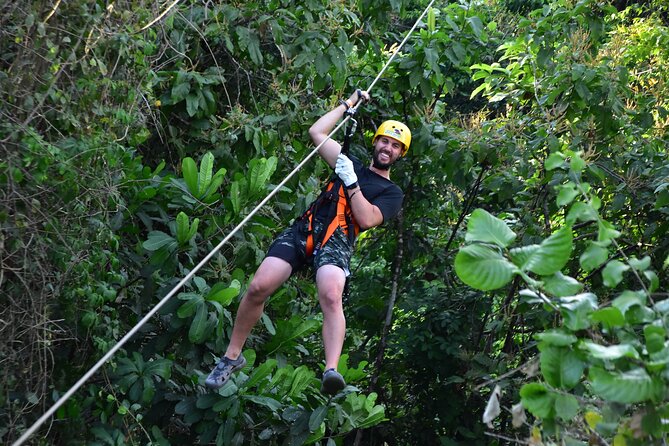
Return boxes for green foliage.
[456,20,667,428]
[4,0,669,445]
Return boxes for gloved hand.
[335,153,358,188]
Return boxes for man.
[205,89,410,394]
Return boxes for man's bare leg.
[315,265,347,370]
[224,256,293,359]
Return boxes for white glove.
[335,153,358,187]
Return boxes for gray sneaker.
[205,355,247,390]
[321,368,346,395]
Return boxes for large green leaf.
[203,167,226,202]
[182,157,198,196]
[612,290,646,315]
[644,325,666,354]
[176,211,190,244]
[186,92,199,117]
[589,307,625,328]
[580,242,609,271]
[206,280,240,307]
[177,293,204,318]
[142,231,177,252]
[247,156,278,198]
[589,367,664,403]
[538,345,585,390]
[230,180,242,215]
[454,244,516,291]
[198,152,215,197]
[510,226,572,276]
[597,220,621,243]
[309,405,328,432]
[243,359,277,390]
[556,182,579,206]
[545,152,566,170]
[357,404,387,429]
[288,366,314,398]
[265,317,321,353]
[554,394,579,421]
[144,357,172,380]
[602,260,629,288]
[244,395,282,412]
[520,383,555,419]
[508,244,541,270]
[464,209,516,248]
[188,302,208,343]
[236,27,263,65]
[566,201,599,225]
[171,71,191,102]
[559,293,598,330]
[581,341,639,360]
[535,329,578,347]
[543,272,583,297]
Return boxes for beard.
[372,149,393,170]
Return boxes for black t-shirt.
[314,155,404,229]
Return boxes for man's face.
[372,136,404,170]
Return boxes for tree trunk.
[353,211,404,446]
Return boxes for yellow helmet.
[373,120,411,156]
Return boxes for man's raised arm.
[308,90,369,168]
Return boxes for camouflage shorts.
[266,218,353,276]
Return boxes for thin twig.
[137,0,184,32]
[43,0,62,23]
[474,358,538,391]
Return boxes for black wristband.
[346,181,359,190]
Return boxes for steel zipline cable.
[13,1,435,444]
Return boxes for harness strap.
[318,183,359,253]
[304,179,359,258]
[305,180,338,257]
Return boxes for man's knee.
[245,257,293,303]
[320,285,343,306]
[245,276,274,303]
[316,266,346,311]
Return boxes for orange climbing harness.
[301,178,359,258]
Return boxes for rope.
[13,2,435,444]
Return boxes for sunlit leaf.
[538,345,585,389]
[520,383,555,419]
[510,226,572,276]
[602,260,629,288]
[559,293,598,330]
[590,307,625,328]
[589,367,663,403]
[465,209,516,247]
[198,152,214,197]
[581,341,639,360]
[455,244,516,291]
[543,272,583,297]
[182,157,198,196]
[545,152,566,170]
[535,329,578,347]
[580,242,609,271]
